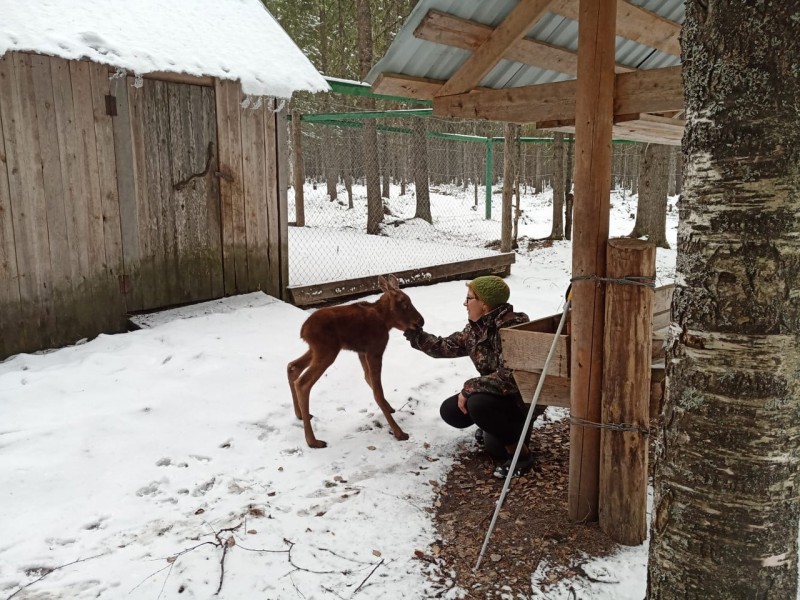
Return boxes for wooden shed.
[0,0,329,359]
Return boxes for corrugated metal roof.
[366,0,683,90]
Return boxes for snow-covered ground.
[0,184,677,599]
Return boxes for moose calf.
[287,274,424,448]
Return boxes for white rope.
[473,297,571,571]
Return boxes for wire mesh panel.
[287,112,646,288]
[290,116,519,287]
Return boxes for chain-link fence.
[287,112,647,288]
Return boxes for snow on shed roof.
[0,0,330,98]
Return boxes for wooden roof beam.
[371,72,445,101]
[434,0,555,98]
[538,115,684,145]
[548,0,681,57]
[415,10,634,77]
[432,65,683,123]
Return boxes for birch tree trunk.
[647,2,800,598]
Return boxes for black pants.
[440,392,546,460]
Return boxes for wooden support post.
[599,238,655,545]
[291,109,305,227]
[568,0,616,523]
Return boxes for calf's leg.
[287,350,312,420]
[295,348,339,448]
[365,352,408,441]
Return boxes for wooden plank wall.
[0,51,287,359]
[215,80,285,298]
[0,52,126,358]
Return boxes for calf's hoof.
[393,431,409,441]
[308,439,328,449]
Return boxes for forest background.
[264,0,678,254]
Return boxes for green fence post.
[485,138,493,220]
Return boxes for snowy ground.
[0,184,677,599]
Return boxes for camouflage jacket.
[405,303,528,397]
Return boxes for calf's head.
[378,275,425,332]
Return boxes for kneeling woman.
[404,276,544,478]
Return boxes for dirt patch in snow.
[420,414,624,598]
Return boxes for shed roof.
[367,0,685,144]
[0,0,330,98]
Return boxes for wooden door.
[114,76,223,312]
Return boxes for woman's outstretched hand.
[403,327,422,341]
[457,392,468,414]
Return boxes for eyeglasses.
[465,296,477,302]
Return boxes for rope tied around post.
[570,274,656,288]
[568,415,651,437]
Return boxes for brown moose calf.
[287,274,425,448]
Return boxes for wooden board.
[265,100,289,299]
[5,53,52,348]
[287,253,516,306]
[240,95,269,290]
[513,370,571,408]
[51,57,91,334]
[652,282,673,330]
[111,74,144,311]
[196,85,223,300]
[0,55,21,358]
[126,77,157,310]
[214,79,248,294]
[500,316,570,377]
[88,61,126,325]
[70,60,107,301]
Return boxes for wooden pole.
[291,109,305,227]
[599,238,655,545]
[568,0,616,523]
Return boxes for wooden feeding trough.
[501,284,674,411]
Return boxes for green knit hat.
[468,275,510,309]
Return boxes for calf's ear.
[386,274,400,289]
[378,275,389,292]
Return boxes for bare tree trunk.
[291,109,305,227]
[550,132,565,240]
[630,143,670,248]
[501,123,518,252]
[356,0,382,234]
[647,2,800,598]
[674,148,683,195]
[667,146,677,196]
[313,1,337,203]
[534,144,542,193]
[630,146,640,195]
[326,160,338,201]
[412,117,432,222]
[513,169,522,246]
[344,174,353,208]
[380,134,390,199]
[565,134,574,240]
